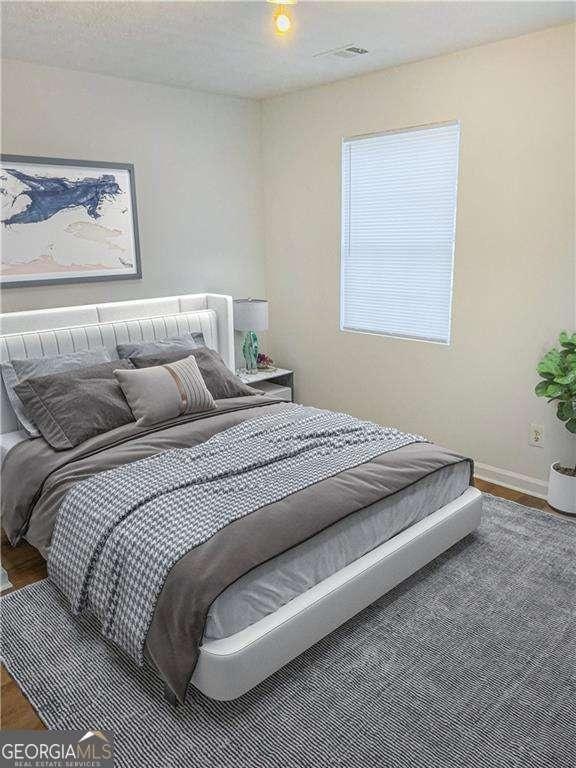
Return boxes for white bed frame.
[0,293,482,701]
[194,487,481,700]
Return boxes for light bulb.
[274,7,291,34]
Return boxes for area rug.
[1,494,575,768]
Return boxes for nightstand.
[238,368,294,402]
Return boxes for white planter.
[547,463,576,515]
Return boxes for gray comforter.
[1,396,473,702]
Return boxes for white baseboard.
[474,462,548,500]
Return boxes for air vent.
[315,45,369,60]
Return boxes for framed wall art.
[0,155,141,287]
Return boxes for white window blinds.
[340,121,460,344]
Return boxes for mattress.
[204,460,470,640]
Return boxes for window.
[340,121,460,344]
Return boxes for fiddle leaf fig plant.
[535,331,576,440]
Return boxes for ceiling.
[2,1,574,99]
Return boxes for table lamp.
[233,298,269,373]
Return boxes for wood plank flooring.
[1,479,573,730]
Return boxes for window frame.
[339,120,461,346]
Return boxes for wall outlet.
[529,423,544,448]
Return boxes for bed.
[0,293,482,702]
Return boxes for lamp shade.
[233,299,268,332]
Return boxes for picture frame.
[0,155,141,288]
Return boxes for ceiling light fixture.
[274,7,291,35]
[267,0,297,36]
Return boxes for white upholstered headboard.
[0,293,235,434]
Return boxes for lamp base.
[242,330,259,373]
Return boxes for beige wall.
[262,25,575,484]
[1,59,265,312]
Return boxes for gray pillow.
[116,332,204,360]
[1,346,111,436]
[130,347,262,399]
[13,360,135,450]
[115,355,216,426]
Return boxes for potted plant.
[535,331,576,515]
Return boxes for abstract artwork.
[1,156,141,287]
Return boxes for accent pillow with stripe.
[114,354,216,426]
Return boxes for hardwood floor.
[0,479,572,731]
[474,478,564,517]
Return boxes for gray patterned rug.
[1,494,575,768]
